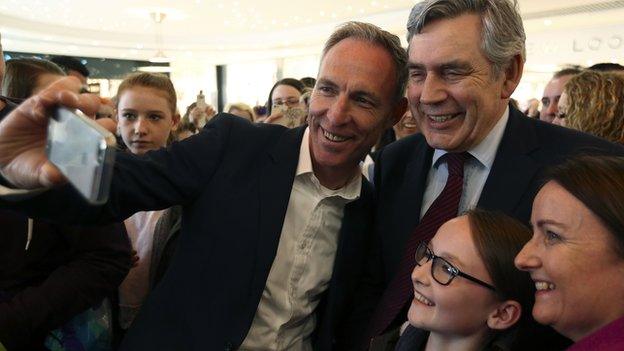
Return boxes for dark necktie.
[366,152,469,344]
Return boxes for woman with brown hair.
[1,57,66,99]
[515,155,624,350]
[554,70,624,144]
[396,209,566,351]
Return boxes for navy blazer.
[0,115,375,350]
[347,107,624,348]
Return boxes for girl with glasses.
[396,209,567,351]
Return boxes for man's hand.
[0,77,101,189]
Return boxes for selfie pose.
[0,22,406,350]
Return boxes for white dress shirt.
[420,107,509,218]
[239,128,361,351]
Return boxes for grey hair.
[321,21,408,102]
[407,0,526,76]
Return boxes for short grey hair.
[407,0,526,76]
[322,21,408,102]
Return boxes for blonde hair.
[564,70,624,144]
[227,102,255,121]
[116,72,177,115]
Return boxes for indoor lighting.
[149,49,170,63]
[149,11,170,63]
[137,65,172,73]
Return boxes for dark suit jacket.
[0,114,374,350]
[349,107,624,346]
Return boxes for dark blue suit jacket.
[0,114,375,350]
[348,107,624,348]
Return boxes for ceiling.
[1,0,624,64]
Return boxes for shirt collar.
[297,127,362,202]
[432,106,510,169]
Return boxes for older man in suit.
[0,22,407,350]
[355,0,624,349]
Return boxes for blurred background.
[1,0,623,111]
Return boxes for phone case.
[46,108,117,205]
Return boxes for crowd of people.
[0,0,624,350]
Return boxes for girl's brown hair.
[116,72,177,115]
[466,209,548,350]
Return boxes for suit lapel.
[251,126,306,293]
[396,139,433,249]
[478,107,540,215]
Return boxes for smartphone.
[273,106,307,128]
[46,107,117,205]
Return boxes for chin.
[532,306,556,328]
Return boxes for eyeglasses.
[415,242,497,291]
[272,98,301,108]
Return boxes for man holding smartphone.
[0,22,406,350]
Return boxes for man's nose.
[419,74,447,105]
[326,94,350,125]
[545,100,558,117]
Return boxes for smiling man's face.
[407,14,514,152]
[308,38,402,180]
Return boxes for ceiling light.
[149,50,170,63]
[149,12,170,63]
[137,65,172,73]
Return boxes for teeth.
[428,114,455,123]
[323,130,347,142]
[535,282,555,291]
[414,291,434,306]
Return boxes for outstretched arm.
[0,77,101,190]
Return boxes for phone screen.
[46,107,117,204]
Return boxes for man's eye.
[409,71,425,81]
[122,113,136,120]
[355,97,373,107]
[317,86,335,95]
[541,99,550,107]
[443,70,462,78]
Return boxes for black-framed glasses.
[415,242,497,292]
[272,98,301,108]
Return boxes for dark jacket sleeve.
[0,114,235,225]
[0,221,132,350]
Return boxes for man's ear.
[386,96,408,128]
[487,300,522,331]
[501,54,524,99]
[172,112,181,130]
